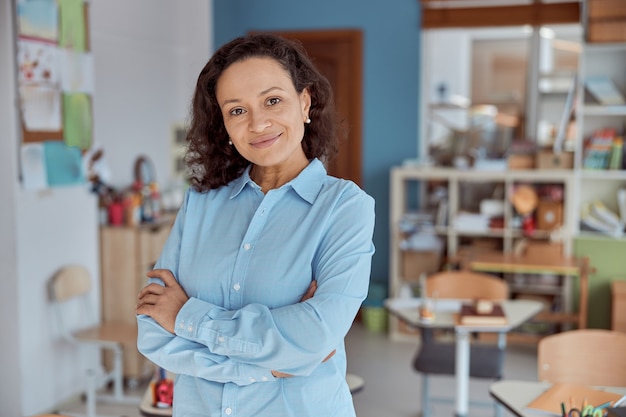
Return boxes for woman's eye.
[229,108,245,116]
[266,97,281,106]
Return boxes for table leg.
[455,330,470,417]
[579,257,590,329]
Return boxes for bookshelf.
[388,166,576,341]
[574,42,626,237]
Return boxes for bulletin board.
[14,0,94,189]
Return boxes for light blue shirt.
[137,158,375,417]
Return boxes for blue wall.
[214,1,422,285]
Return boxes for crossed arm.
[136,269,334,378]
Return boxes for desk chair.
[413,270,509,417]
[538,329,626,386]
[48,265,139,417]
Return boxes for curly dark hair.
[185,33,340,192]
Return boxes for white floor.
[54,321,539,417]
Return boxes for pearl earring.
[305,117,311,124]
[228,139,233,145]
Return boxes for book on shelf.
[584,76,626,106]
[583,128,617,170]
[580,201,624,238]
[458,301,507,326]
[618,189,626,224]
[525,382,626,416]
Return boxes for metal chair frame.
[48,265,138,417]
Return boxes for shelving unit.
[388,166,576,341]
[573,40,626,329]
[574,43,626,234]
[399,22,626,340]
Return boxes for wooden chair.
[412,270,509,417]
[538,329,626,386]
[48,265,139,417]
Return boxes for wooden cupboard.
[99,214,174,383]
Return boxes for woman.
[136,33,375,417]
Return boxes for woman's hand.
[136,269,189,333]
[299,280,317,302]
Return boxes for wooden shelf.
[388,167,579,341]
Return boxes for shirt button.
[262,376,268,381]
[218,336,225,343]
[249,377,256,382]
[187,326,193,332]
[234,283,241,291]
[225,407,232,415]
[178,323,184,329]
[244,243,251,250]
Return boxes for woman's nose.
[248,109,271,132]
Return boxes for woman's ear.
[301,88,312,120]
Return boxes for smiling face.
[216,57,311,182]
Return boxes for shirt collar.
[229,158,326,204]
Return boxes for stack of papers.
[453,212,490,233]
[584,76,626,106]
[526,382,626,415]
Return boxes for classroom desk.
[469,252,591,330]
[385,297,543,417]
[139,373,366,416]
[489,380,626,417]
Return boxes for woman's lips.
[251,133,281,149]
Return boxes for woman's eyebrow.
[221,86,285,108]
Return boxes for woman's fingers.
[322,349,336,363]
[300,280,317,302]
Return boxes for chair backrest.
[425,270,509,300]
[48,265,95,341]
[538,329,626,386]
[49,265,92,302]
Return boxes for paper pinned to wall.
[17,38,60,86]
[58,0,87,52]
[19,84,62,131]
[43,141,85,186]
[63,92,93,150]
[17,0,58,41]
[20,143,48,190]
[59,49,94,93]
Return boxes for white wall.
[0,0,22,415]
[91,0,213,189]
[0,0,212,414]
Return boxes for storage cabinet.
[100,214,174,382]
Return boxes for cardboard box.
[535,151,573,170]
[507,154,535,170]
[401,250,441,282]
[524,241,563,261]
[536,201,563,231]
